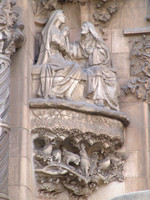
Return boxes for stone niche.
[30,100,129,199]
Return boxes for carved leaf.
[130,86,136,94]
[136,89,144,99]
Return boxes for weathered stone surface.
[31,103,128,199]
[30,98,129,126]
[110,190,150,200]
[124,27,150,35]
[0,0,25,199]
[122,35,150,101]
[35,11,120,111]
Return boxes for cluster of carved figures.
[33,128,126,199]
[122,35,150,101]
[36,10,119,111]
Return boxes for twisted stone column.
[0,1,25,199]
[0,55,11,200]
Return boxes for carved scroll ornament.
[0,0,25,199]
[122,35,150,101]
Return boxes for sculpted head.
[81,22,89,35]
[81,22,99,40]
[45,10,66,30]
[56,10,65,24]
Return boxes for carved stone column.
[0,1,25,199]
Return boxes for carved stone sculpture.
[32,0,57,17]
[36,10,119,111]
[93,0,119,24]
[122,35,150,101]
[31,108,128,199]
[31,8,129,200]
[0,1,25,199]
[32,0,120,25]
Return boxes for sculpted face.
[81,23,89,35]
[59,13,66,24]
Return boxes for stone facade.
[0,0,149,200]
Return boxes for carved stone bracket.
[0,0,25,199]
[122,35,150,101]
[31,101,129,199]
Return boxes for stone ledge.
[29,98,129,126]
[0,193,9,200]
[110,190,150,200]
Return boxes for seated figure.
[36,10,119,111]
[37,10,82,100]
[68,22,119,111]
[80,22,119,111]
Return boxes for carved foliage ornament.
[122,35,150,101]
[33,127,126,200]
[32,0,120,24]
[94,0,119,24]
[32,0,57,16]
[32,0,86,17]
[0,0,25,123]
[0,0,25,56]
[31,108,127,200]
[0,0,25,197]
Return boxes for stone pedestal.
[30,99,129,199]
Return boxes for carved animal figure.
[80,144,90,177]
[98,157,110,170]
[62,148,80,166]
[52,149,62,163]
[42,143,53,156]
[89,151,99,175]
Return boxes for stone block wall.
[8,0,150,200]
[8,0,35,199]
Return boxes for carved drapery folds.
[122,35,150,101]
[0,0,25,198]
[35,10,120,111]
[31,9,129,200]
